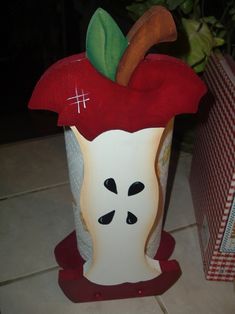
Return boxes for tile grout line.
[0,133,64,149]
[167,223,197,234]
[0,223,197,288]
[154,296,169,314]
[0,266,59,287]
[0,181,70,201]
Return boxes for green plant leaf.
[213,37,225,47]
[202,16,225,29]
[181,18,216,72]
[126,2,150,20]
[192,0,201,19]
[217,29,227,38]
[126,0,166,20]
[149,0,166,5]
[201,16,217,25]
[166,0,185,10]
[86,8,128,81]
[179,0,194,14]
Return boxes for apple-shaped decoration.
[29,6,206,302]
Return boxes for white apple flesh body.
[69,127,168,285]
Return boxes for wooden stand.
[54,231,181,302]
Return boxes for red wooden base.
[54,231,181,303]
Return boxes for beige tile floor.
[0,135,234,314]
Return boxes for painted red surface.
[190,53,235,281]
[55,230,181,302]
[29,53,206,141]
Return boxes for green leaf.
[217,29,227,38]
[149,0,166,5]
[181,18,216,72]
[192,0,201,19]
[86,8,128,81]
[126,0,166,20]
[213,37,225,47]
[166,0,185,10]
[201,16,217,25]
[179,0,194,14]
[202,16,225,29]
[192,58,207,73]
[126,2,150,20]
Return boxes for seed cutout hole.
[104,178,118,194]
[98,210,115,225]
[128,181,145,196]
[126,211,138,225]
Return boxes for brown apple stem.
[115,6,177,86]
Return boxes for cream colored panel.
[72,127,164,285]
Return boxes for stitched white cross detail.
[67,87,90,113]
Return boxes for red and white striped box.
[190,52,235,281]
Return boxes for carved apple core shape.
[71,126,164,285]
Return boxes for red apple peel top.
[28,8,207,141]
